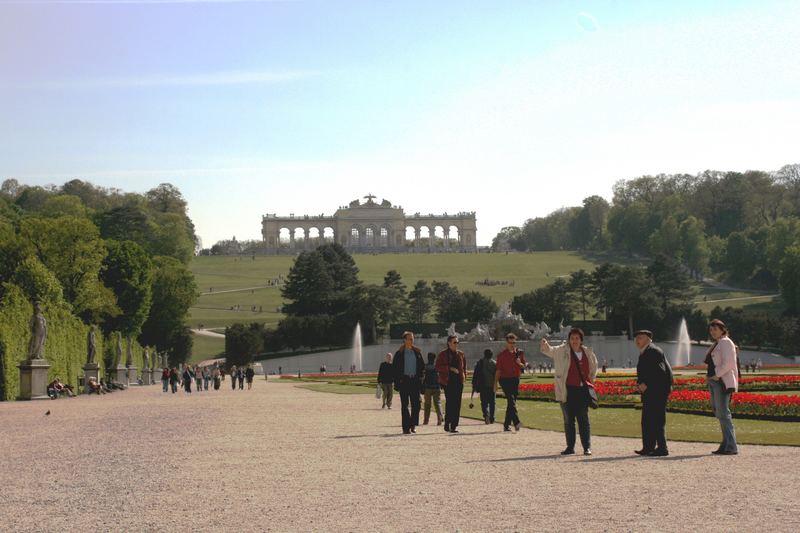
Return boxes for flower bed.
[519,379,800,419]
[667,390,800,420]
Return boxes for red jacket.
[496,348,526,379]
[435,349,466,386]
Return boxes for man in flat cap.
[634,330,673,456]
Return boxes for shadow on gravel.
[469,455,559,463]
[582,453,709,463]
[470,453,710,464]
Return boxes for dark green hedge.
[0,282,148,401]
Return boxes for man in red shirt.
[494,333,526,431]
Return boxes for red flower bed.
[668,390,800,418]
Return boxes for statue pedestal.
[141,368,152,385]
[151,368,160,385]
[113,365,128,387]
[83,363,100,394]
[127,366,139,386]
[18,359,51,401]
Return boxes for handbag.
[570,349,599,409]
[375,384,382,399]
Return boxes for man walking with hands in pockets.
[495,333,526,432]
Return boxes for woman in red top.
[436,335,466,433]
[495,333,526,432]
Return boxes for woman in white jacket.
[540,328,598,456]
[705,319,739,455]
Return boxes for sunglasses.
[450,340,459,344]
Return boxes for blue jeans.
[709,379,738,452]
[162,378,168,393]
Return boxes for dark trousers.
[641,392,668,451]
[479,389,496,422]
[398,380,421,433]
[499,378,520,428]
[231,377,237,390]
[562,386,591,450]
[444,380,463,429]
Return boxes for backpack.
[472,359,485,391]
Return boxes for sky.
[1,0,798,247]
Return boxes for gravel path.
[1,381,798,532]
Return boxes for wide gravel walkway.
[1,380,798,532]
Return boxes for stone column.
[18,359,51,401]
[444,230,450,250]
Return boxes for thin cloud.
[9,69,317,90]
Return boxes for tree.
[225,323,264,368]
[723,231,757,284]
[512,278,572,326]
[383,270,406,295]
[97,205,156,247]
[140,256,198,354]
[779,245,800,314]
[569,269,593,320]
[646,255,695,313]
[679,216,710,278]
[19,215,113,319]
[407,280,433,322]
[432,281,465,323]
[100,240,154,335]
[648,216,681,259]
[461,290,498,322]
[592,264,658,338]
[281,251,334,316]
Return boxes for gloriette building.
[261,194,477,253]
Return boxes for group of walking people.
[379,320,740,457]
[159,364,256,394]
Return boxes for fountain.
[352,322,363,373]
[676,318,691,367]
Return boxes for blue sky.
[1,0,798,247]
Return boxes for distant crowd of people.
[377,320,741,457]
[160,364,257,394]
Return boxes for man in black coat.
[634,330,674,456]
[392,331,425,434]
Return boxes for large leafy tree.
[592,264,658,338]
[407,280,433,322]
[100,240,154,335]
[19,215,115,319]
[646,255,695,314]
[461,290,498,322]
[140,256,198,355]
[568,269,594,321]
[512,278,572,326]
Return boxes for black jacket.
[636,343,673,397]
[392,346,425,389]
[377,362,394,384]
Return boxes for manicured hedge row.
[0,283,148,401]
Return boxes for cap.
[633,330,653,339]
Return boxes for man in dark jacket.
[377,353,394,409]
[634,330,673,456]
[392,332,425,434]
[472,349,497,424]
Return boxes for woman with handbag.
[706,319,739,455]
[540,328,599,456]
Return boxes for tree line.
[224,243,499,367]
[0,179,198,366]
[492,164,800,315]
